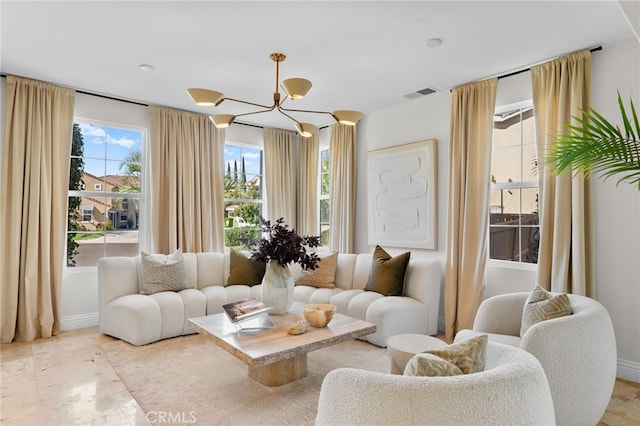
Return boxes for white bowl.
[303,304,337,328]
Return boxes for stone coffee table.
[189,312,376,386]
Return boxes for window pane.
[67,122,143,267]
[521,226,540,264]
[224,146,262,201]
[320,150,330,196]
[490,188,520,219]
[320,198,330,246]
[489,225,520,261]
[521,188,539,218]
[223,201,261,250]
[492,146,522,184]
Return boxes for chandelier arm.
[233,105,277,119]
[280,106,336,119]
[224,97,275,110]
[276,107,303,125]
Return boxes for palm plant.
[546,93,640,189]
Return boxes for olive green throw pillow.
[520,285,572,336]
[226,249,266,286]
[365,245,410,296]
[404,334,489,377]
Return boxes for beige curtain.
[148,106,225,253]
[1,76,75,343]
[531,50,594,296]
[329,123,356,253]
[263,128,297,227]
[297,127,319,236]
[444,78,498,341]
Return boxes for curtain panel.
[531,50,594,296]
[263,128,298,227]
[329,123,356,253]
[296,127,319,237]
[147,106,225,253]
[444,78,498,341]
[1,76,75,343]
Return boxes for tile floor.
[1,327,639,426]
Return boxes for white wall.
[355,36,640,381]
[590,36,640,381]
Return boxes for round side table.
[387,334,448,374]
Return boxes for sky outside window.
[78,123,142,176]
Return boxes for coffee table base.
[248,354,308,386]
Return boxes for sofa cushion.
[365,246,410,296]
[140,249,188,295]
[520,285,572,336]
[295,251,338,288]
[404,334,488,377]
[226,249,265,286]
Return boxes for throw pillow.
[295,251,339,288]
[365,245,410,296]
[226,248,266,286]
[140,249,188,295]
[403,334,489,377]
[520,285,572,336]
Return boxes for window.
[319,148,330,246]
[490,101,539,264]
[67,121,143,267]
[223,143,262,251]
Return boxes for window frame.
[488,100,539,270]
[66,119,144,270]
[222,141,264,251]
[318,145,330,247]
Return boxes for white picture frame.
[367,139,437,249]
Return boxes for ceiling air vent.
[404,87,439,99]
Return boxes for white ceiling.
[1,1,636,131]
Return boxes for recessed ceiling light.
[425,38,443,48]
[139,64,154,72]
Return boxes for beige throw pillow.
[226,248,266,287]
[295,252,338,288]
[404,334,489,377]
[520,285,572,336]
[365,245,410,296]
[140,249,188,295]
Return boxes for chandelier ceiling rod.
[187,52,364,137]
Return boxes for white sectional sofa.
[97,252,441,346]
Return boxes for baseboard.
[438,315,445,332]
[617,358,640,383]
[59,312,99,331]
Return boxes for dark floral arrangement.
[242,217,320,270]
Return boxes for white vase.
[261,261,294,315]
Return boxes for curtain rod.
[496,45,602,80]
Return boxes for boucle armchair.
[315,341,555,426]
[455,292,617,426]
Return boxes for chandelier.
[187,52,364,137]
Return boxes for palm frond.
[546,93,640,190]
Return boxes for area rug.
[100,334,389,425]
